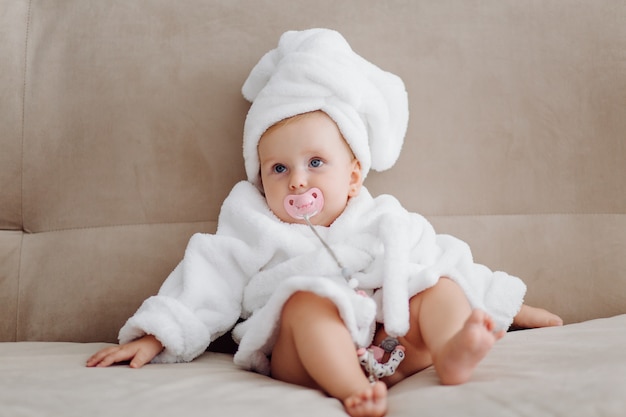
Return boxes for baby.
[88,29,562,417]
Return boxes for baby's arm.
[513,304,563,329]
[86,334,163,368]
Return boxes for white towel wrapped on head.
[242,28,409,189]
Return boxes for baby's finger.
[95,347,134,368]
[86,347,119,367]
[129,350,152,369]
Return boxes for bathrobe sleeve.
[371,196,526,335]
[118,181,277,363]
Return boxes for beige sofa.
[2,1,626,416]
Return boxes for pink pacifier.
[284,187,324,220]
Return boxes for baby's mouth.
[283,188,324,220]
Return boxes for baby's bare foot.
[435,309,503,385]
[513,304,563,329]
[343,381,388,417]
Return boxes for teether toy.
[358,341,406,383]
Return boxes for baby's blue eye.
[310,158,323,168]
[273,164,287,174]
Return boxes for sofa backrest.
[2,0,625,343]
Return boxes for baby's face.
[258,111,362,226]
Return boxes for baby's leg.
[416,278,503,385]
[378,278,502,386]
[271,291,387,417]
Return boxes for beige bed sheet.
[2,315,625,417]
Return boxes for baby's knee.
[407,277,467,317]
[425,276,464,298]
[284,290,320,308]
[281,291,336,320]
[435,276,459,289]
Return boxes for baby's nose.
[289,169,308,189]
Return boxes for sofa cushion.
[1,315,625,416]
[1,0,625,346]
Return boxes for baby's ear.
[257,172,267,196]
[349,159,363,197]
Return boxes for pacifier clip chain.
[302,214,357,288]
[283,188,405,382]
[301,213,406,382]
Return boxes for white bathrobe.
[119,181,526,375]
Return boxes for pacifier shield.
[284,187,324,219]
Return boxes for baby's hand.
[86,335,164,368]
